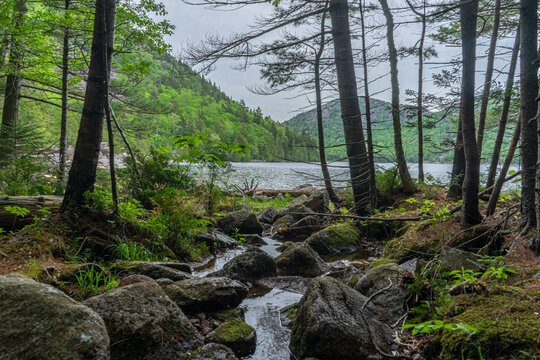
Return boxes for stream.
[193,236,304,360]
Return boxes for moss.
[325,223,361,246]
[369,257,397,269]
[347,275,360,288]
[209,318,254,343]
[440,286,540,359]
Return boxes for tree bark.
[520,0,538,229]
[314,5,340,206]
[459,0,482,226]
[329,0,371,215]
[417,2,426,183]
[0,0,27,161]
[476,0,500,160]
[485,25,520,190]
[378,0,416,194]
[59,0,70,181]
[447,117,465,199]
[61,0,116,211]
[359,0,377,211]
[486,117,521,216]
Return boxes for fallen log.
[0,196,63,229]
[252,189,313,197]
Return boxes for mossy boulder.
[160,277,249,314]
[279,303,299,329]
[189,343,238,360]
[211,307,246,322]
[0,274,110,360]
[275,242,327,277]
[206,318,257,357]
[380,219,500,264]
[305,222,361,255]
[440,286,540,359]
[257,206,278,224]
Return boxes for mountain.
[284,97,511,164]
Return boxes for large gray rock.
[218,210,263,235]
[279,216,322,241]
[257,206,278,224]
[354,263,412,325]
[275,242,327,277]
[83,275,202,360]
[110,261,193,281]
[213,247,276,283]
[290,277,393,360]
[281,204,315,222]
[0,274,110,360]
[206,318,256,357]
[439,246,483,272]
[196,232,238,250]
[290,190,329,212]
[189,343,238,360]
[160,277,249,314]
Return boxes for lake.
[207,162,521,190]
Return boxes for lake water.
[216,162,520,190]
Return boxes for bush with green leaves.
[375,166,403,199]
[0,156,59,196]
[114,236,159,261]
[75,266,118,298]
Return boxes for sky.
[158,0,505,123]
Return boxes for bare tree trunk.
[460,0,482,226]
[378,0,416,194]
[61,0,116,211]
[314,7,340,206]
[485,25,520,190]
[520,0,538,230]
[486,117,521,216]
[0,0,27,161]
[59,0,70,181]
[476,0,500,160]
[359,0,377,211]
[329,0,371,215]
[447,118,465,199]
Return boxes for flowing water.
[192,236,304,360]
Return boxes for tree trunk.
[476,0,500,160]
[486,117,521,216]
[0,196,63,229]
[0,0,27,161]
[329,0,371,215]
[378,0,416,194]
[520,0,538,229]
[460,0,482,226]
[61,0,116,211]
[447,118,465,199]
[314,5,340,206]
[485,25,520,190]
[417,3,426,183]
[59,0,70,181]
[359,0,377,211]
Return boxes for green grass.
[243,194,293,212]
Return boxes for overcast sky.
[159,0,503,123]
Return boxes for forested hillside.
[12,52,317,162]
[285,97,517,163]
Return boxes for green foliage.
[114,236,159,261]
[231,228,246,245]
[443,267,483,285]
[5,205,30,218]
[402,320,478,336]
[0,156,59,196]
[243,193,292,211]
[75,266,118,298]
[483,266,516,280]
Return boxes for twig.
[362,277,394,310]
[285,211,429,222]
[0,250,8,258]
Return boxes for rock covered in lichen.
[306,222,361,255]
[275,242,327,277]
[206,318,256,357]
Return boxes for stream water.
[192,236,304,360]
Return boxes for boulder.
[306,223,361,255]
[271,214,295,231]
[0,274,110,360]
[196,232,238,250]
[210,307,246,322]
[213,247,276,283]
[257,206,278,224]
[290,277,393,360]
[150,261,192,273]
[110,261,193,281]
[257,276,309,294]
[83,275,202,360]
[218,210,263,235]
[241,234,267,246]
[282,204,315,222]
[160,277,249,314]
[326,263,363,285]
[354,263,413,325]
[206,318,256,357]
[279,216,322,241]
[290,190,329,212]
[439,246,483,272]
[189,343,238,360]
[279,303,299,329]
[275,242,327,277]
